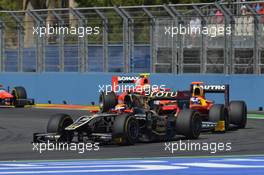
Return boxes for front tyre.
[99,91,117,112]
[112,114,139,145]
[47,114,74,142]
[11,86,27,107]
[209,104,229,130]
[229,101,247,128]
[175,109,201,139]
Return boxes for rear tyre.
[175,109,201,139]
[47,114,74,142]
[99,91,117,112]
[11,86,27,108]
[229,101,247,128]
[209,104,229,130]
[112,114,139,145]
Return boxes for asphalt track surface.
[0,108,263,161]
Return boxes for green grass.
[247,114,264,119]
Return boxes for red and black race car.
[33,74,246,145]
[0,85,34,107]
[102,76,247,131]
[33,74,201,145]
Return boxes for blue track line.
[0,156,263,175]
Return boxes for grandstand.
[0,1,263,74]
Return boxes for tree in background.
[0,0,217,10]
[0,0,217,47]
[76,0,215,7]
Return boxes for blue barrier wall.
[0,73,263,109]
[5,45,150,72]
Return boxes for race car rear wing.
[112,75,151,92]
[112,76,139,92]
[190,84,230,106]
[112,76,139,85]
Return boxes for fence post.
[69,8,87,72]
[0,20,4,72]
[163,4,178,74]
[114,6,129,73]
[170,5,184,74]
[9,12,24,72]
[215,2,234,74]
[95,9,109,72]
[143,7,156,73]
[120,8,134,73]
[51,10,65,72]
[193,5,208,74]
[246,4,260,74]
[26,10,45,73]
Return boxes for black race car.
[33,91,202,145]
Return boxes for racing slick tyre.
[112,114,139,145]
[229,101,247,129]
[175,109,201,139]
[11,86,27,108]
[99,91,117,112]
[209,104,229,130]
[47,114,74,142]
